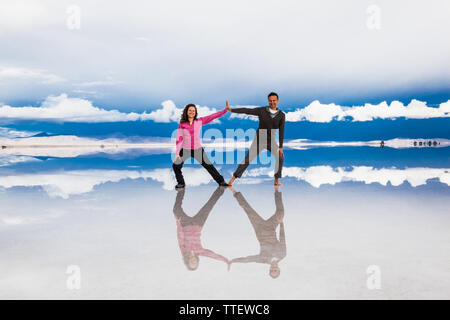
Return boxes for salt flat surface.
[0,146,448,299]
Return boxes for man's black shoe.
[175,183,185,189]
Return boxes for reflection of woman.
[173,187,229,271]
[229,188,286,278]
[172,103,230,189]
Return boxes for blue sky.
[0,0,449,111]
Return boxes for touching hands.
[226,101,231,112]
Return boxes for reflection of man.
[173,187,229,271]
[226,92,285,186]
[229,187,286,278]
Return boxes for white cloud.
[243,165,450,188]
[287,101,346,123]
[0,127,39,138]
[281,166,450,188]
[0,66,66,84]
[0,95,225,123]
[144,100,181,123]
[0,169,148,198]
[144,100,225,123]
[285,99,450,122]
[0,94,141,122]
[1,95,449,123]
[0,155,40,167]
[0,166,446,199]
[0,168,214,198]
[195,100,450,122]
[144,168,213,190]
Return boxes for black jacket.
[231,106,286,148]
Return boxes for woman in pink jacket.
[172,103,229,188]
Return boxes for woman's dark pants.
[172,148,225,185]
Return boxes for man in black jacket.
[226,92,285,186]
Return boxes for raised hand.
[226,100,231,112]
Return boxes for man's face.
[270,266,280,278]
[268,96,279,109]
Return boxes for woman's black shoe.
[218,181,230,187]
[175,183,185,189]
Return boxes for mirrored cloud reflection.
[0,166,448,199]
[247,166,450,188]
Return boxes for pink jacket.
[175,109,227,156]
[176,220,228,263]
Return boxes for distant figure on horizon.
[172,187,229,271]
[172,103,230,189]
[228,187,286,278]
[226,92,286,187]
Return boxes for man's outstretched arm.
[231,255,263,264]
[226,100,261,116]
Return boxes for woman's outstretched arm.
[198,108,227,125]
[199,248,229,264]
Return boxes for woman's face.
[187,106,196,118]
[188,252,199,270]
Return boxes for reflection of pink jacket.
[176,220,228,263]
[175,109,227,156]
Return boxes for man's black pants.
[233,137,284,179]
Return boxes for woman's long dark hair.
[180,104,197,123]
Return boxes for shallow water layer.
[0,147,449,299]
